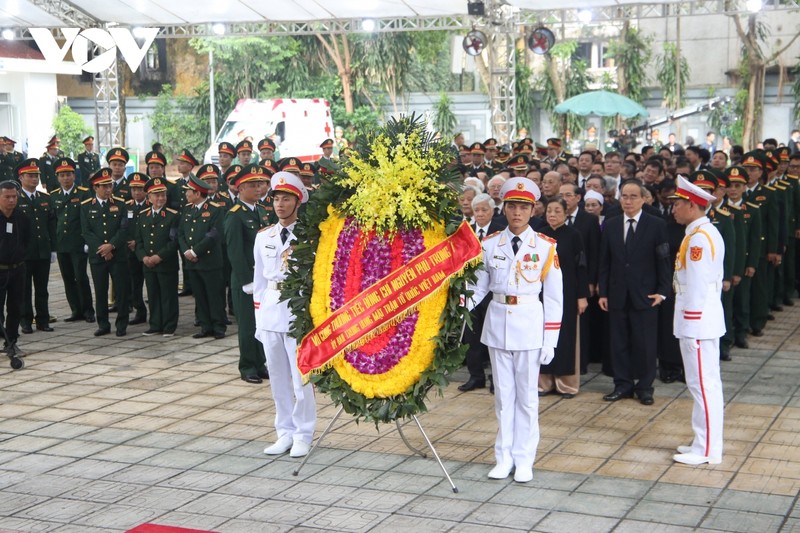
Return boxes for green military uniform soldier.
[224,164,272,383]
[235,140,254,166]
[198,164,234,318]
[0,137,17,181]
[217,142,237,193]
[257,158,278,225]
[741,152,779,337]
[4,137,24,175]
[135,178,180,336]
[15,159,57,333]
[77,136,101,186]
[171,149,199,297]
[106,147,132,201]
[692,171,736,361]
[81,168,131,337]
[783,151,800,304]
[38,137,61,193]
[126,173,151,325]
[723,166,762,349]
[50,158,95,323]
[178,175,227,339]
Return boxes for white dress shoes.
[488,463,514,479]
[514,466,533,483]
[290,440,311,458]
[673,452,721,465]
[676,445,692,454]
[263,436,293,455]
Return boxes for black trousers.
[90,260,130,333]
[144,269,179,333]
[609,304,658,395]
[462,296,490,380]
[187,269,226,336]
[128,256,146,319]
[657,291,683,376]
[0,264,25,343]
[57,251,94,319]
[22,258,50,327]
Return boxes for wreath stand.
[292,406,459,493]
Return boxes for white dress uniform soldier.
[469,177,563,483]
[252,172,317,458]
[670,176,726,466]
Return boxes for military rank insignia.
[690,246,703,261]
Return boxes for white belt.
[267,281,284,291]
[493,293,537,305]
[674,282,720,294]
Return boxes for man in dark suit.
[598,180,671,405]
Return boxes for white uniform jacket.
[470,227,563,351]
[253,223,295,333]
[673,216,725,340]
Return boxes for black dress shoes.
[224,318,232,325]
[108,305,118,313]
[720,350,732,361]
[241,375,262,384]
[751,329,764,337]
[488,374,494,395]
[783,298,795,307]
[637,393,655,406]
[734,338,749,349]
[129,316,147,325]
[178,289,193,297]
[561,393,575,399]
[94,328,111,337]
[85,314,96,323]
[257,369,270,380]
[213,333,225,340]
[64,315,82,322]
[115,330,126,337]
[192,332,211,339]
[603,390,633,402]
[770,305,783,312]
[36,325,54,332]
[142,329,161,336]
[458,377,486,392]
[20,325,33,334]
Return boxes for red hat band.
[674,186,710,207]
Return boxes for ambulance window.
[275,121,285,143]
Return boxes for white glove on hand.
[83,244,89,254]
[50,252,57,263]
[539,347,555,365]
[242,282,254,295]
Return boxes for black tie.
[625,218,635,255]
[567,215,573,226]
[744,189,751,201]
[478,228,485,240]
[512,236,521,256]
[280,227,289,244]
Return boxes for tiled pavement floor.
[1,272,799,532]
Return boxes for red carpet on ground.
[127,525,219,533]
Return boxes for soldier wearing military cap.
[81,167,131,337]
[741,151,779,336]
[483,138,501,172]
[688,170,736,361]
[458,144,471,165]
[15,159,56,333]
[217,141,237,191]
[168,149,198,212]
[545,138,562,166]
[508,155,530,177]
[51,157,94,323]
[765,148,794,311]
[467,142,488,178]
[257,159,278,223]
[39,137,61,192]
[135,178,180,336]
[3,137,24,172]
[258,138,277,161]
[126,173,151,326]
[198,164,235,320]
[782,150,800,305]
[236,140,254,166]
[224,164,243,204]
[0,137,13,181]
[319,138,334,166]
[299,162,316,190]
[106,147,131,201]
[255,171,316,456]
[277,157,301,177]
[178,175,227,339]
[722,166,761,349]
[77,136,100,186]
[224,164,272,383]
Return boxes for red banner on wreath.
[298,221,482,377]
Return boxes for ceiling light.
[1,29,14,40]
[746,0,762,12]
[361,19,376,32]
[577,10,592,23]
[212,23,226,36]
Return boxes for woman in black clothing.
[538,197,589,398]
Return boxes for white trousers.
[257,329,317,444]
[679,337,724,460]
[488,347,541,469]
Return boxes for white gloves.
[242,283,254,295]
[83,244,89,254]
[539,347,555,365]
[50,252,57,263]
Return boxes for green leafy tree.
[607,22,651,104]
[52,105,92,158]
[515,46,534,134]
[793,61,800,124]
[359,33,414,113]
[149,84,208,159]
[656,42,690,111]
[536,41,591,139]
[433,92,457,139]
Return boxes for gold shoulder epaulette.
[220,191,230,198]
[112,195,125,202]
[230,204,241,213]
[746,201,760,209]
[764,185,776,192]
[209,201,222,208]
[48,188,59,195]
[774,183,787,191]
[786,174,799,180]
[727,204,741,211]
[38,190,50,196]
[81,198,93,205]
[165,208,178,214]
[77,186,89,191]
[537,232,557,245]
[716,207,731,217]
[125,199,134,205]
[483,231,501,241]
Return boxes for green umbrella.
[554,90,649,119]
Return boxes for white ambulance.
[203,98,334,164]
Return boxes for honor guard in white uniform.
[670,176,726,465]
[252,172,316,458]
[469,177,563,483]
